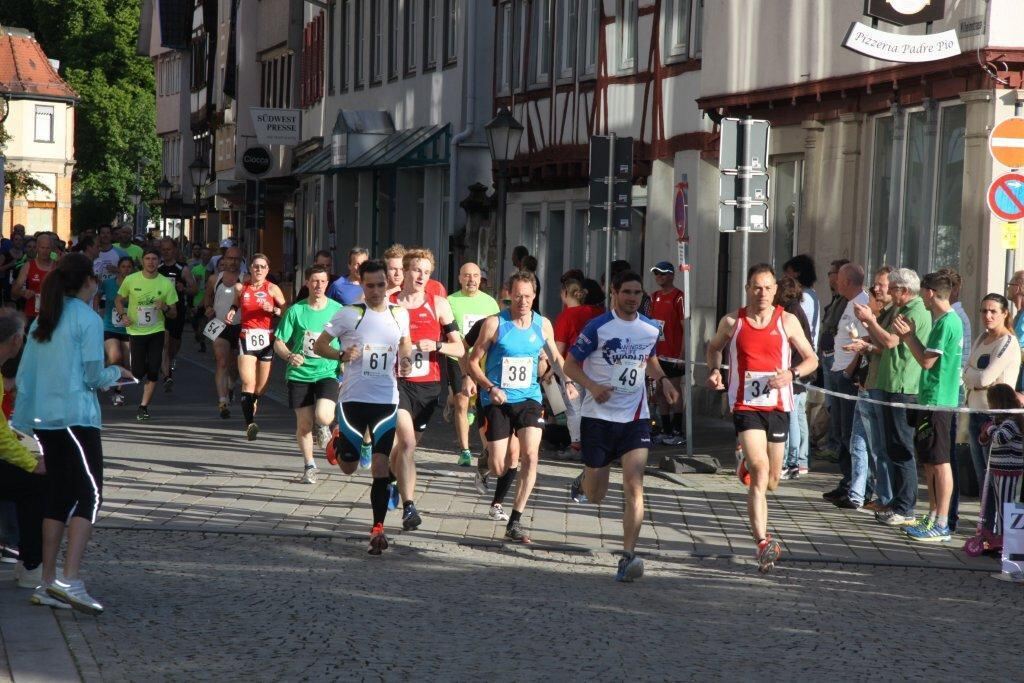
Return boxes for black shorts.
[104,331,130,342]
[660,360,686,379]
[130,331,165,382]
[217,324,241,351]
[481,400,545,441]
[446,356,463,394]
[287,378,338,410]
[580,416,652,468]
[165,308,187,340]
[240,329,275,361]
[915,410,953,465]
[335,401,398,462]
[734,410,789,443]
[398,380,440,432]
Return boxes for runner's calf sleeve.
[492,467,517,506]
[371,477,391,525]
[241,392,255,425]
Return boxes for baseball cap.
[650,261,674,274]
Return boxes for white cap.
[219,239,234,248]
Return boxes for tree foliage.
[0,0,161,229]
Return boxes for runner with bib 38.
[705,263,818,573]
[466,271,577,544]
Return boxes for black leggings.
[0,459,46,568]
[36,427,104,524]
[130,331,165,382]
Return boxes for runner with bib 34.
[705,264,818,573]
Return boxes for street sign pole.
[737,117,752,301]
[605,132,616,305]
[678,174,694,461]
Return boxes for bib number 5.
[137,305,157,328]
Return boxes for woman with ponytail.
[12,253,133,615]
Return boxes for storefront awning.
[294,123,451,175]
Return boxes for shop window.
[867,103,965,274]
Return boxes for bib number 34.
[743,371,777,407]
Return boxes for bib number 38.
[743,371,776,407]
[501,357,533,390]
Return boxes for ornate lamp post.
[484,107,524,290]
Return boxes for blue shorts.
[580,416,652,469]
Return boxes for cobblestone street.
[2,349,1022,681]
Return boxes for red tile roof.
[0,28,77,102]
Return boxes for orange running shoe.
[325,426,340,466]
[368,523,389,555]
[756,535,781,573]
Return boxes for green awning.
[294,123,451,175]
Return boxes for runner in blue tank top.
[468,271,578,543]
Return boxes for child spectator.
[982,384,1024,539]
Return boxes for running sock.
[492,467,517,506]
[671,414,683,435]
[403,500,414,511]
[241,392,255,425]
[936,515,948,529]
[218,395,228,404]
[388,470,397,484]
[928,511,937,523]
[508,509,522,525]
[371,477,391,525]
[660,414,671,434]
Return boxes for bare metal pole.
[605,132,616,302]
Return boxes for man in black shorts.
[157,238,196,392]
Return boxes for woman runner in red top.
[226,253,286,440]
[387,248,462,531]
[705,264,817,573]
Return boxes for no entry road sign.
[988,172,1024,222]
[990,118,1024,169]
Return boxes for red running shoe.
[756,535,781,573]
[325,426,340,466]
[368,523,389,555]
[737,457,751,487]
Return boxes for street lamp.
[127,186,142,239]
[484,107,524,290]
[157,175,173,244]
[189,156,208,247]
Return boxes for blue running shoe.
[387,483,400,511]
[359,442,372,469]
[615,553,644,582]
[906,523,951,543]
[402,503,422,531]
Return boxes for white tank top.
[213,276,237,321]
[324,303,410,405]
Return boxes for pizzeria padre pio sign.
[843,0,960,64]
[844,22,960,62]
[250,107,301,146]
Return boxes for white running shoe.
[47,578,104,615]
[30,583,72,610]
[313,424,331,449]
[301,465,318,484]
[14,562,42,589]
[488,503,509,521]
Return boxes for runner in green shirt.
[115,249,179,420]
[445,262,500,466]
[892,271,963,544]
[273,265,342,483]
[115,225,143,265]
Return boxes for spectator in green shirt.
[892,271,963,544]
[856,267,932,527]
